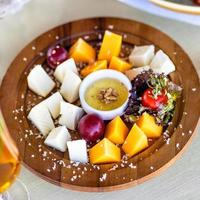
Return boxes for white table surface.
[0,0,200,199]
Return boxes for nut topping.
[97,88,119,104]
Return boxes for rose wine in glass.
[0,110,30,200]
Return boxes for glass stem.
[0,192,13,200]
[0,179,30,200]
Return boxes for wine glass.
[0,110,30,200]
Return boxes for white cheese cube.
[67,140,88,163]
[150,50,176,75]
[27,65,55,97]
[44,92,63,119]
[125,65,150,81]
[60,70,81,103]
[59,102,84,130]
[129,45,155,67]
[28,103,54,136]
[44,126,71,152]
[54,58,78,83]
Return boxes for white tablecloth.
[0,0,200,199]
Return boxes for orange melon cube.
[89,138,121,164]
[105,116,129,144]
[137,112,163,138]
[109,56,132,73]
[69,38,96,63]
[122,124,148,157]
[80,60,107,77]
[98,31,122,62]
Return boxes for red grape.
[193,0,200,5]
[78,114,105,142]
[47,45,68,69]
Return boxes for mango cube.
[109,56,132,73]
[80,60,107,77]
[89,138,121,164]
[98,31,122,62]
[69,38,96,63]
[105,116,129,144]
[122,124,148,157]
[137,112,163,138]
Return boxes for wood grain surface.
[0,17,199,192]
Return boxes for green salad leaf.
[155,88,182,125]
[147,74,168,98]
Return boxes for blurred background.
[0,0,200,200]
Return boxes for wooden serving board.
[0,17,199,192]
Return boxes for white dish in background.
[117,0,200,26]
[150,0,200,14]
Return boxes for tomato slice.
[141,88,168,110]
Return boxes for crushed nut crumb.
[97,87,118,104]
[84,35,90,40]
[166,138,170,145]
[150,166,154,170]
[108,24,114,29]
[192,88,196,92]
[99,173,107,182]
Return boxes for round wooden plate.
[0,17,199,192]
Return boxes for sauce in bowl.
[85,78,128,111]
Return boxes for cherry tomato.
[141,88,168,110]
